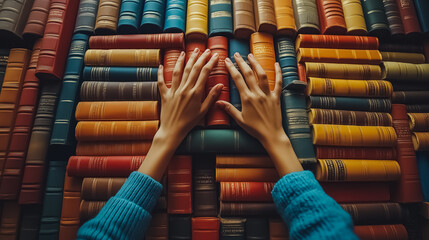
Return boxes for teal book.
[276,37,306,90]
[118,0,144,34]
[282,90,317,166]
[361,0,390,37]
[164,0,187,33]
[83,66,158,81]
[49,34,89,160]
[209,0,233,37]
[416,151,429,202]
[229,39,250,111]
[414,0,429,33]
[140,0,166,33]
[74,0,99,34]
[308,96,392,112]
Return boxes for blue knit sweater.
[77,170,358,239]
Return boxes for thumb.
[200,84,223,115]
[216,100,243,124]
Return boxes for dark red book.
[89,33,185,49]
[297,63,307,83]
[395,0,421,35]
[220,182,274,202]
[192,217,219,240]
[163,49,181,88]
[23,0,52,40]
[354,224,408,240]
[35,0,80,81]
[168,155,192,214]
[67,156,145,177]
[321,182,391,203]
[316,146,397,160]
[391,104,423,203]
[185,38,206,63]
[316,0,347,35]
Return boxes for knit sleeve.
[76,171,163,240]
[271,170,359,240]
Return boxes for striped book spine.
[164,0,187,33]
[140,0,166,33]
[117,0,144,34]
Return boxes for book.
[19,82,62,204]
[220,202,277,216]
[250,32,276,90]
[281,90,317,165]
[163,49,182,88]
[84,49,161,67]
[295,34,379,50]
[67,156,145,177]
[292,0,320,34]
[412,132,429,151]
[89,33,185,49]
[94,0,121,34]
[75,101,159,121]
[22,0,52,40]
[380,52,426,63]
[354,224,408,240]
[216,155,274,168]
[396,0,421,35]
[316,146,397,160]
[307,78,392,97]
[0,49,9,87]
[140,0,166,33]
[308,109,393,126]
[193,156,218,217]
[382,62,429,82]
[58,176,82,240]
[220,218,246,240]
[316,159,401,181]
[361,0,390,37]
[276,37,303,89]
[0,0,33,47]
[83,66,158,82]
[146,213,168,240]
[312,124,397,147]
[164,0,187,33]
[408,113,429,132]
[192,217,220,240]
[382,0,405,36]
[416,152,429,201]
[80,200,106,222]
[392,91,429,104]
[185,38,206,63]
[316,0,347,35]
[321,182,391,203]
[379,43,423,53]
[305,62,382,79]
[341,203,405,225]
[232,0,256,39]
[341,0,367,35]
[308,96,392,112]
[216,168,279,182]
[18,204,42,239]
[209,0,233,37]
[117,0,144,34]
[297,48,382,65]
[80,82,159,101]
[229,39,249,110]
[74,0,99,35]
[253,0,276,34]
[414,0,429,33]
[246,218,269,240]
[0,201,21,239]
[391,82,429,91]
[38,161,67,239]
[35,0,80,81]
[81,178,126,201]
[169,215,192,240]
[406,104,429,113]
[168,156,192,214]
[269,219,288,240]
[186,0,208,40]
[220,182,274,202]
[76,141,152,156]
[273,0,296,36]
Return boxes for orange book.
[76,141,152,156]
[59,175,82,240]
[216,155,274,168]
[297,48,382,64]
[75,101,159,121]
[250,32,276,90]
[216,168,279,182]
[75,120,159,141]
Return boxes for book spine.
[309,109,393,126]
[22,0,52,39]
[416,152,429,201]
[298,48,382,65]
[395,0,421,34]
[193,157,217,217]
[307,78,392,97]
[341,0,367,35]
[269,219,289,239]
[83,66,158,82]
[0,49,9,86]
[0,43,40,200]
[296,34,379,49]
[392,91,429,104]
[185,39,206,63]
[220,202,277,216]
[75,101,159,121]
[76,141,152,156]
[35,0,81,81]
[168,156,192,214]
[220,182,274,202]
[292,0,320,33]
[186,0,208,40]
[169,215,192,240]
[412,132,429,151]
[74,0,99,34]
[81,178,126,201]
[67,156,145,177]
[382,0,405,36]
[316,0,347,34]
[117,0,144,34]
[382,62,429,82]
[163,49,182,88]
[146,213,169,240]
[88,33,186,49]
[79,200,106,222]
[253,0,276,34]
[0,0,33,45]
[414,0,429,33]
[216,168,279,182]
[361,0,390,37]
[192,217,220,239]
[164,0,187,33]
[246,218,269,239]
[140,0,166,33]
[379,43,423,53]
[321,182,391,203]
[228,39,250,111]
[341,202,405,225]
[276,37,301,88]
[408,113,429,132]
[84,49,161,67]
[380,52,426,64]
[209,0,233,36]
[94,0,121,35]
[232,0,255,39]
[80,82,159,101]
[308,96,392,112]
[354,224,408,239]
[0,201,21,239]
[18,205,42,240]
[305,62,382,79]
[220,218,246,240]
[273,0,296,36]
[406,104,429,113]
[216,155,275,168]
[250,32,276,90]
[58,176,82,240]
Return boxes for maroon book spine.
[391,104,423,203]
[22,0,52,39]
[67,156,145,177]
[35,0,80,81]
[168,156,192,214]
[395,0,421,35]
[89,33,185,49]
[321,182,391,203]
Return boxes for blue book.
[308,96,392,112]
[49,34,89,160]
[118,0,144,34]
[282,90,317,165]
[416,151,429,201]
[82,66,158,81]
[209,0,233,37]
[38,161,67,240]
[164,0,187,33]
[228,39,250,111]
[140,0,166,33]
[74,0,99,34]
[276,37,306,90]
[414,0,429,33]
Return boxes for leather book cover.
[395,0,421,35]
[80,81,159,101]
[233,0,256,39]
[76,141,152,156]
[382,62,429,82]
[220,182,274,202]
[414,0,429,33]
[308,96,392,112]
[379,43,423,53]
[220,202,277,216]
[341,203,405,225]
[209,0,233,37]
[168,156,192,214]
[81,178,126,201]
[273,0,296,36]
[0,201,21,239]
[193,156,217,217]
[305,62,382,79]
[220,218,246,240]
[67,156,145,177]
[58,175,82,240]
[354,224,408,239]
[406,104,429,113]
[250,32,276,90]
[164,0,187,33]
[276,37,303,89]
[380,52,425,64]
[74,0,99,35]
[408,113,429,132]
[94,0,121,35]
[321,182,391,203]
[216,155,274,168]
[269,219,288,240]
[417,152,429,201]
[316,0,347,35]
[192,217,220,240]
[22,0,52,40]
[392,91,429,104]
[84,49,161,67]
[316,146,397,160]
[146,213,168,240]
[185,38,206,63]
[382,0,405,36]
[295,34,379,50]
[292,0,320,34]
[35,0,80,81]
[82,66,158,82]
[0,49,9,87]
[164,49,182,88]
[89,33,185,49]
[361,0,390,37]
[0,0,33,47]
[186,0,209,40]
[297,48,382,64]
[80,200,106,222]
[117,0,144,34]
[341,0,367,35]
[140,0,166,33]
[18,204,42,239]
[308,109,393,126]
[229,39,249,110]
[75,101,159,121]
[216,168,279,182]
[246,218,269,240]
[253,0,277,34]
[306,78,392,97]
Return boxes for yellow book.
[297,48,382,64]
[186,0,208,40]
[306,78,392,97]
[84,49,160,67]
[381,52,426,64]
[382,62,429,81]
[273,0,296,36]
[412,132,429,151]
[305,62,382,80]
[341,0,367,35]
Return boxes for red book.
[0,40,42,199]
[395,0,421,35]
[67,156,145,177]
[316,0,347,35]
[316,146,397,160]
[391,104,423,203]
[220,182,275,202]
[354,224,408,240]
[185,38,206,63]
[192,217,219,240]
[321,182,391,203]
[35,0,80,81]
[297,63,307,83]
[163,49,181,88]
[168,155,192,214]
[22,0,52,40]
[295,34,379,50]
[89,33,185,49]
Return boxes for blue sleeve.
[271,170,359,240]
[76,172,163,240]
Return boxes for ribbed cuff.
[115,171,163,212]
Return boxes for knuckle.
[243,69,253,77]
[202,66,211,74]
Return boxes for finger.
[273,62,283,96]
[233,52,259,91]
[180,48,200,89]
[183,49,211,89]
[171,51,186,91]
[225,57,250,95]
[200,83,223,115]
[216,100,244,124]
[193,53,219,92]
[157,65,168,96]
[248,53,270,94]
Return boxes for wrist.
[152,127,185,152]
[260,131,291,152]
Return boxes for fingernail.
[225,57,232,64]
[204,49,210,54]
[234,52,241,58]
[180,51,185,57]
[194,48,199,53]
[275,62,280,68]
[159,65,163,69]
[213,53,219,58]
[248,53,254,59]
